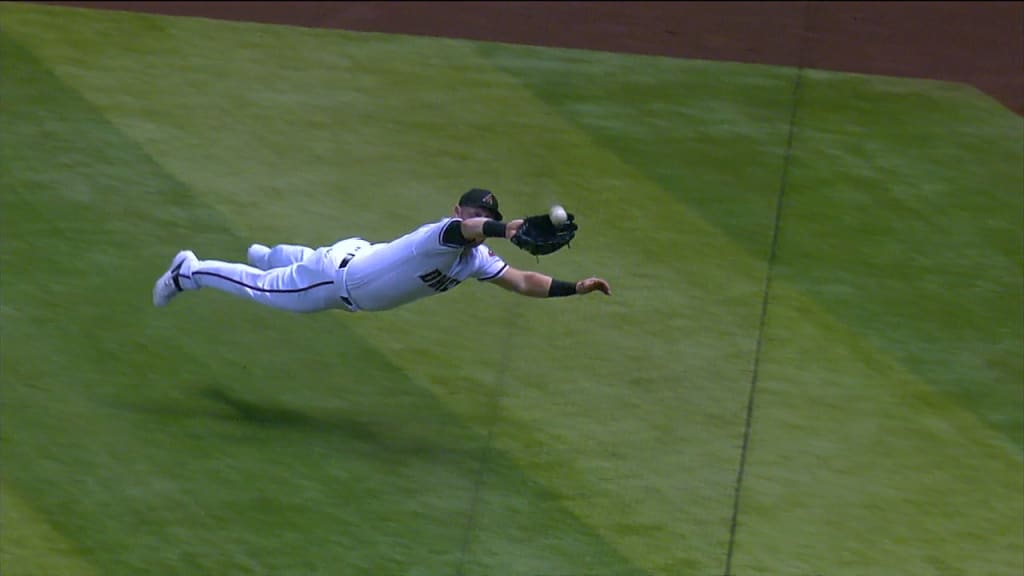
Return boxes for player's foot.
[247,243,271,270]
[153,250,197,308]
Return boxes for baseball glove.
[511,212,578,256]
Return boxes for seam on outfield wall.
[724,2,811,574]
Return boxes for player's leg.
[178,249,341,313]
[247,243,315,271]
[246,244,271,269]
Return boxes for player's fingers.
[505,220,524,238]
[585,278,610,295]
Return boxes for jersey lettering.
[341,219,508,311]
[419,269,461,293]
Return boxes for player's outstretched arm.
[460,218,524,242]
[490,267,611,298]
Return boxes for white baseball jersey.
[342,217,508,311]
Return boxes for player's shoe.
[153,250,197,308]
[247,243,271,270]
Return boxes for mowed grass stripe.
[0,483,100,576]
[775,69,1024,448]
[480,39,1024,450]
[5,3,1021,575]
[478,39,1024,573]
[729,70,1024,575]
[3,6,774,574]
[0,17,648,576]
[1,24,487,575]
[731,280,1024,575]
[18,6,1024,569]
[12,11,780,574]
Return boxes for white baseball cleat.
[153,250,197,308]
[247,243,271,269]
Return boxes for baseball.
[549,204,568,226]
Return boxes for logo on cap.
[459,188,503,220]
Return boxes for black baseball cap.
[458,188,503,221]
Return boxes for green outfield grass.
[2,3,1021,575]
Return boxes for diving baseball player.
[152,188,611,313]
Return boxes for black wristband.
[482,219,507,238]
[548,279,577,298]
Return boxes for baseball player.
[152,188,611,314]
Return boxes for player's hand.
[504,219,524,239]
[576,277,611,296]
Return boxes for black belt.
[338,252,356,308]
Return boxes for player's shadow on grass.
[198,385,474,460]
[200,385,363,432]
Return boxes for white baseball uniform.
[175,217,508,313]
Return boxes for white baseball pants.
[179,239,369,313]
